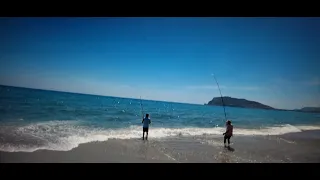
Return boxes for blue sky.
[0,17,319,109]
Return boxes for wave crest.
[1,121,319,152]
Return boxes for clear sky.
[0,17,319,109]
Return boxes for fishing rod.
[140,96,144,119]
[211,74,227,122]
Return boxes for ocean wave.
[1,120,320,152]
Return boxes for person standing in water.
[223,120,233,147]
[142,113,151,140]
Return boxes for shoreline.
[1,130,320,163]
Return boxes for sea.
[1,85,320,152]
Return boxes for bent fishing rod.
[211,74,227,122]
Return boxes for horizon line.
[0,83,307,111]
[0,84,204,106]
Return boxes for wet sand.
[1,130,320,163]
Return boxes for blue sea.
[1,85,320,152]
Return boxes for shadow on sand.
[225,146,235,152]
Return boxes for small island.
[206,96,320,113]
[206,96,274,110]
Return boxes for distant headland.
[205,96,320,113]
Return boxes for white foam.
[294,125,320,131]
[1,121,320,152]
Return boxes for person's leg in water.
[146,128,148,140]
[142,128,145,140]
[224,135,231,147]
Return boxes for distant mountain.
[205,96,320,113]
[206,96,275,110]
[297,107,320,113]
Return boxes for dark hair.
[227,120,231,125]
[146,114,149,117]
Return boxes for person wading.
[223,120,233,147]
[142,113,151,140]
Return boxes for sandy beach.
[1,130,320,163]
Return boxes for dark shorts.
[224,135,231,144]
[143,127,149,132]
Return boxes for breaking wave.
[1,120,319,152]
